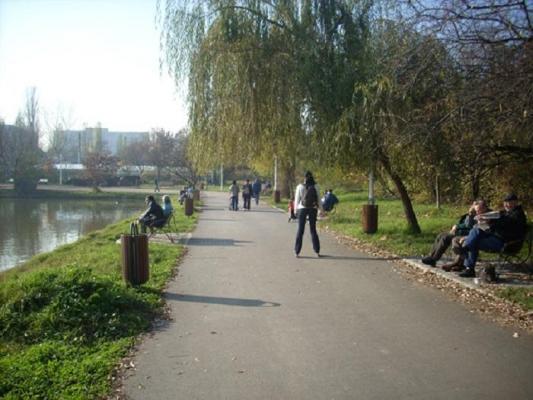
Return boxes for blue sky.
[0,0,187,137]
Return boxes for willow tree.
[159,0,307,196]
[159,1,375,195]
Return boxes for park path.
[122,191,533,400]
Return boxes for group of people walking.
[229,178,262,211]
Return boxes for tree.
[160,0,372,197]
[82,151,119,190]
[148,129,178,182]
[118,138,150,178]
[0,120,8,181]
[403,0,533,202]
[170,129,200,187]
[45,104,76,162]
[11,87,43,194]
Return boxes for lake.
[0,197,143,272]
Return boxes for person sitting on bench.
[458,193,528,278]
[162,195,173,217]
[421,200,488,267]
[138,195,166,232]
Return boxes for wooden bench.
[481,224,533,281]
[147,212,177,243]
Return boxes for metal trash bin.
[274,190,281,203]
[184,197,194,216]
[361,204,378,234]
[121,223,149,285]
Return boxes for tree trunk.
[471,172,480,200]
[281,163,296,199]
[378,151,421,234]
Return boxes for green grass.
[324,191,464,257]
[0,205,197,399]
[497,287,533,311]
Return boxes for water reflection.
[0,198,141,271]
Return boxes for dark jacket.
[491,205,528,243]
[242,183,253,197]
[252,180,261,195]
[140,200,165,222]
[455,208,492,236]
[454,213,476,236]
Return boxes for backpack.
[302,185,318,208]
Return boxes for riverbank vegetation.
[0,210,197,398]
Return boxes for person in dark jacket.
[252,178,262,205]
[138,195,165,232]
[422,200,488,267]
[458,193,528,278]
[242,179,253,210]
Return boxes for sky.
[0,0,188,140]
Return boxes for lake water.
[0,198,142,272]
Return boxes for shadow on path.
[199,218,236,222]
[165,293,281,307]
[297,254,402,261]
[182,237,252,246]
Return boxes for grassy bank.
[0,206,197,399]
[266,190,532,311]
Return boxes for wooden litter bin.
[185,197,194,216]
[362,204,378,234]
[121,223,149,285]
[274,190,281,203]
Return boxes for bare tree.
[10,88,44,194]
[82,151,119,191]
[118,138,151,178]
[45,104,76,162]
[168,129,200,187]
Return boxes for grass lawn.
[0,202,197,399]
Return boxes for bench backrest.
[504,223,532,255]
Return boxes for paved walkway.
[123,191,533,400]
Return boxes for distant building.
[60,127,149,163]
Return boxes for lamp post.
[362,167,378,233]
[220,164,223,191]
[273,155,280,203]
[59,153,63,185]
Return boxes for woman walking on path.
[294,171,321,257]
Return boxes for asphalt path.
[122,191,533,400]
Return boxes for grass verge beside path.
[266,191,532,312]
[0,206,197,399]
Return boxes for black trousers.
[294,208,320,255]
[243,194,251,210]
[430,232,454,260]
